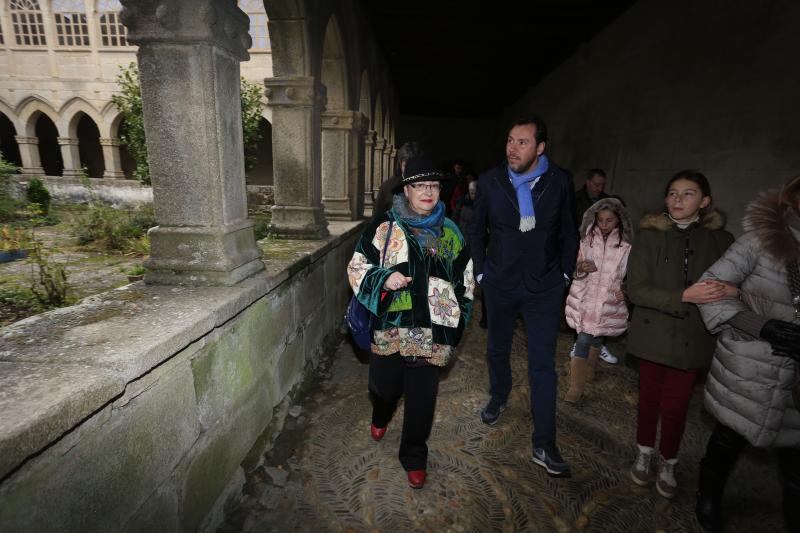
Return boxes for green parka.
[627,211,734,369]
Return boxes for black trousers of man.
[369,352,440,471]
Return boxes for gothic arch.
[262,0,311,76]
[16,95,61,137]
[61,97,104,138]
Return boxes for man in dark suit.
[470,115,578,476]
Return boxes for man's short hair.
[508,115,547,144]
[397,141,422,164]
[586,168,606,181]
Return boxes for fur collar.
[743,190,800,264]
[579,197,634,243]
[639,209,726,232]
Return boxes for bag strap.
[380,220,394,267]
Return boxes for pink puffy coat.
[565,199,632,337]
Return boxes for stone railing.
[0,220,365,532]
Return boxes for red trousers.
[636,359,699,460]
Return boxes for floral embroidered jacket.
[347,211,475,366]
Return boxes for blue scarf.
[508,154,549,232]
[391,194,445,250]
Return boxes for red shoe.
[370,424,387,441]
[407,469,426,489]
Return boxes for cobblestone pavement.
[219,304,787,533]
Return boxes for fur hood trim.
[639,209,726,232]
[580,197,634,243]
[743,189,800,264]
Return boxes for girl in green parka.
[626,170,735,499]
[346,155,474,490]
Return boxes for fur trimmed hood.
[639,209,726,232]
[579,197,634,243]
[743,187,800,265]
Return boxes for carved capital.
[364,129,377,145]
[99,138,121,147]
[120,0,251,60]
[57,137,79,146]
[321,110,361,130]
[14,136,38,145]
[265,76,325,108]
[374,138,387,152]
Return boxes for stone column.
[264,76,328,238]
[362,130,377,215]
[389,147,398,179]
[373,137,387,184]
[382,143,393,185]
[321,110,367,220]
[14,136,44,175]
[99,138,126,179]
[121,0,263,286]
[57,137,82,177]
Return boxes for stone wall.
[505,0,800,234]
[0,221,363,532]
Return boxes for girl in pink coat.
[564,198,633,402]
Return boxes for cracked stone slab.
[0,361,125,479]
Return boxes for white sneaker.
[629,444,655,486]
[599,345,618,364]
[569,343,576,358]
[656,457,678,499]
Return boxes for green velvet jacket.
[347,210,475,366]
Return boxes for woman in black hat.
[346,154,475,488]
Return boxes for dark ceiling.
[362,1,636,118]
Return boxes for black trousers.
[701,422,800,530]
[369,352,440,471]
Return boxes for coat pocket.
[428,276,460,328]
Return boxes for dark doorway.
[35,114,63,176]
[118,119,137,179]
[0,114,22,167]
[77,114,104,179]
[246,117,273,185]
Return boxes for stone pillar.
[57,137,82,177]
[264,76,328,238]
[382,143,393,185]
[389,147,398,179]
[373,137,387,184]
[363,130,377,214]
[121,0,264,286]
[14,136,44,175]
[321,110,367,220]
[99,138,126,179]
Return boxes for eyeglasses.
[409,182,441,192]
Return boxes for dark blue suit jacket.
[469,163,579,293]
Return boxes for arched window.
[53,0,89,47]
[98,0,128,47]
[238,0,269,51]
[10,0,46,46]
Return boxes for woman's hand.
[682,280,729,304]
[384,272,412,291]
[614,289,625,302]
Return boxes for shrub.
[71,204,156,251]
[28,239,69,308]
[26,178,51,214]
[0,154,20,221]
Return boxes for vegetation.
[0,154,20,222]
[26,178,51,215]
[112,63,266,184]
[28,237,69,307]
[70,203,155,253]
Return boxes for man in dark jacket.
[574,168,610,222]
[470,115,579,476]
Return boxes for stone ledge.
[0,219,365,482]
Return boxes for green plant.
[122,264,146,276]
[112,63,265,182]
[28,238,69,307]
[240,77,264,171]
[0,225,31,251]
[70,204,156,251]
[124,234,150,256]
[0,153,20,221]
[26,178,51,215]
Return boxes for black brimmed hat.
[393,154,447,193]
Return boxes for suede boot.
[564,355,591,403]
[586,346,601,383]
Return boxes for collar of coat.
[579,197,634,243]
[743,189,800,264]
[639,209,726,232]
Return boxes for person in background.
[563,198,633,403]
[626,170,735,499]
[347,155,474,490]
[694,175,800,532]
